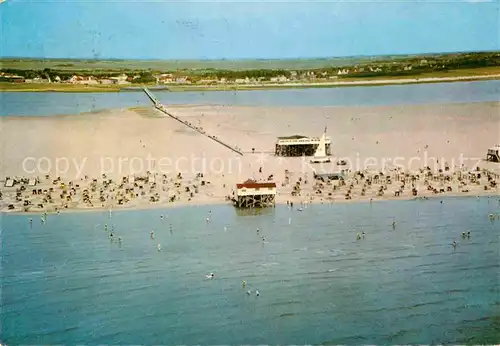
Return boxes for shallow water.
[1,196,499,344]
[1,79,499,116]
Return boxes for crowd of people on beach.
[0,162,498,213]
[0,171,213,213]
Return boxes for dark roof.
[277,135,308,140]
[237,180,276,189]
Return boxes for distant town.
[1,51,499,90]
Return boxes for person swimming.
[150,230,155,239]
[256,290,260,296]
[356,233,361,240]
[157,243,161,251]
[206,273,215,279]
[452,241,457,248]
[242,280,246,287]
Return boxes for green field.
[0,53,445,72]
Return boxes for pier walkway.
[143,87,243,156]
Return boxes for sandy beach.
[0,101,499,213]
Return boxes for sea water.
[1,196,499,344]
[0,79,499,116]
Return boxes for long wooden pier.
[143,87,243,156]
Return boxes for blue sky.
[0,0,498,59]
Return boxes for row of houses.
[0,63,422,86]
[68,74,131,85]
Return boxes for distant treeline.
[199,69,292,79]
[0,68,156,83]
[1,51,499,82]
[0,68,126,80]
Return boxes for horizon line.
[1,49,498,62]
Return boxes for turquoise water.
[2,197,499,344]
[1,80,499,116]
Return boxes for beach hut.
[234,179,276,208]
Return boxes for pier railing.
[143,87,243,156]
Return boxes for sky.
[0,0,498,60]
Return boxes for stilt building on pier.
[275,134,331,157]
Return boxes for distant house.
[156,73,174,84]
[175,77,191,84]
[197,79,218,85]
[109,74,130,85]
[69,75,82,83]
[69,75,99,84]
[270,76,288,83]
[100,79,114,85]
[32,77,49,83]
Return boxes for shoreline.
[1,101,498,214]
[1,73,499,93]
[2,191,499,216]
